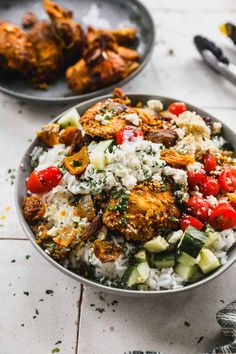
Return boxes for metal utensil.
[194,35,236,85]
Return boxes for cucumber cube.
[90,139,113,170]
[175,263,197,281]
[198,249,220,274]
[144,236,169,253]
[135,249,148,263]
[58,108,80,128]
[178,252,200,267]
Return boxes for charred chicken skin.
[0,22,36,76]
[103,181,180,241]
[27,20,63,88]
[66,26,140,94]
[79,94,163,139]
[43,0,84,64]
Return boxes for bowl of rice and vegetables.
[16,88,236,295]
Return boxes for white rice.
[147,268,184,290]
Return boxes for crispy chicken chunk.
[66,49,138,94]
[93,240,122,263]
[80,95,163,139]
[27,20,63,88]
[103,181,180,241]
[22,196,45,224]
[37,123,60,147]
[0,22,36,76]
[63,146,90,176]
[44,0,84,64]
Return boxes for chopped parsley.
[52,348,60,353]
[72,160,82,167]
[23,291,29,296]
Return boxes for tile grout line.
[75,284,84,354]
[0,237,29,241]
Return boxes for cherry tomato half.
[168,102,187,116]
[219,168,236,192]
[27,166,62,194]
[186,196,210,222]
[181,215,204,231]
[204,155,217,172]
[187,170,205,188]
[116,126,144,144]
[199,176,220,196]
[209,203,236,230]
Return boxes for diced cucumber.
[137,284,149,291]
[144,236,169,253]
[153,252,176,269]
[205,224,218,248]
[90,139,113,170]
[175,263,197,281]
[178,252,200,267]
[137,261,150,282]
[198,249,220,274]
[178,226,207,258]
[123,266,140,288]
[58,108,80,128]
[135,249,148,263]
[123,261,150,288]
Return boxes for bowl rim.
[15,93,236,297]
[0,0,155,104]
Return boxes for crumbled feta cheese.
[125,113,140,126]
[212,121,222,135]
[162,166,187,186]
[147,99,163,112]
[65,140,165,194]
[175,128,185,139]
[187,162,203,171]
[206,195,218,208]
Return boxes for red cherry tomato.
[116,126,144,144]
[181,215,204,231]
[186,196,210,222]
[27,166,62,194]
[219,168,236,192]
[209,203,236,230]
[168,102,187,116]
[187,170,205,188]
[199,176,220,196]
[204,155,217,172]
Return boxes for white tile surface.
[79,263,236,354]
[1,0,236,353]
[0,240,80,354]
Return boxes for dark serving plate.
[15,94,236,297]
[0,0,155,103]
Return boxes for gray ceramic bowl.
[15,94,236,296]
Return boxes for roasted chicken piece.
[145,129,178,147]
[112,87,131,105]
[22,11,38,29]
[63,146,89,176]
[109,27,137,45]
[59,126,79,146]
[27,20,63,88]
[103,181,180,241]
[66,48,139,94]
[44,0,84,64]
[66,26,139,94]
[80,95,163,139]
[0,22,36,76]
[80,98,128,139]
[22,197,45,224]
[160,149,195,168]
[37,123,60,147]
[93,240,122,263]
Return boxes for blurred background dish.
[0,0,155,103]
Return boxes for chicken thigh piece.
[43,0,84,64]
[27,20,63,88]
[0,22,36,76]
